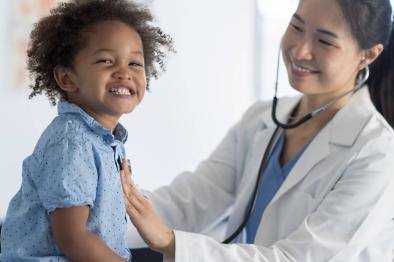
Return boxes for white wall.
[257,0,298,99]
[0,0,257,220]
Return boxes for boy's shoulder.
[39,113,96,147]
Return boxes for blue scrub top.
[246,131,311,243]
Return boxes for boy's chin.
[122,104,139,115]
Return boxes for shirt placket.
[111,141,122,172]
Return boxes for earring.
[356,65,370,85]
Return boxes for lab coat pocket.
[275,191,317,237]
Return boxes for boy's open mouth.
[109,87,136,96]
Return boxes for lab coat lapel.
[225,96,301,240]
[270,126,330,204]
[224,125,276,241]
[269,87,374,207]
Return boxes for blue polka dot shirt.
[1,101,131,261]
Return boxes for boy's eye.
[95,59,113,65]
[129,62,143,67]
[290,23,303,32]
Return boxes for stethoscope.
[221,50,370,244]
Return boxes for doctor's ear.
[359,44,384,69]
[53,65,78,92]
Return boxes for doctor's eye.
[290,23,303,32]
[318,39,334,47]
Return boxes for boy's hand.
[120,160,175,258]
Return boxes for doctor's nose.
[291,39,313,61]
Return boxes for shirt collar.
[57,100,128,144]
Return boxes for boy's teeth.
[109,87,132,95]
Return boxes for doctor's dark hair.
[27,0,174,105]
[337,0,394,127]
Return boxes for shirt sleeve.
[33,134,98,214]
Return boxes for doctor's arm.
[120,166,176,257]
[125,101,272,247]
[126,102,272,247]
[122,131,394,261]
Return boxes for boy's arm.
[50,206,126,262]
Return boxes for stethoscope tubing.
[221,49,369,244]
[221,126,281,244]
[272,49,369,129]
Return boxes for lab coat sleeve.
[166,126,394,262]
[127,101,271,248]
[147,101,270,231]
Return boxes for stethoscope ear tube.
[271,48,369,130]
[272,97,314,129]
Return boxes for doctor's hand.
[119,160,175,259]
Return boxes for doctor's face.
[281,0,364,98]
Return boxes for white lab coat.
[128,87,394,262]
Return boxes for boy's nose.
[113,69,132,81]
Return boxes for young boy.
[0,0,173,261]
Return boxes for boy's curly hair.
[27,0,174,105]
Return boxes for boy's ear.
[53,65,78,92]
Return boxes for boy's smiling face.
[55,20,146,130]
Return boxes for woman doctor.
[121,0,394,261]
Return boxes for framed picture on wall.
[8,0,62,89]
